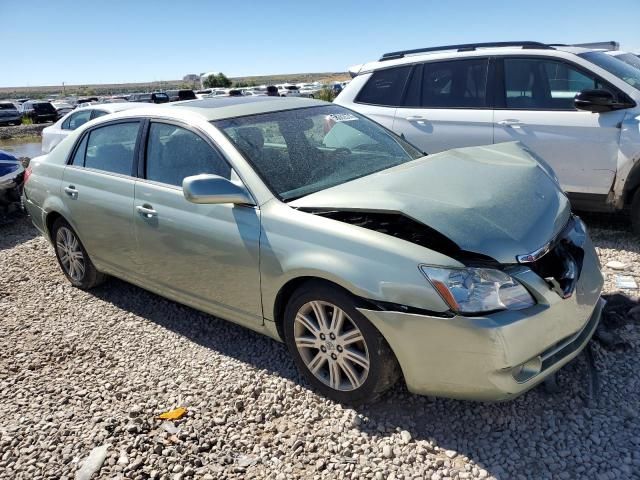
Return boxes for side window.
[145,123,231,187]
[70,135,88,166]
[84,122,139,175]
[503,58,602,110]
[91,110,108,120]
[64,110,92,130]
[419,59,488,108]
[356,66,411,106]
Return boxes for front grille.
[526,216,586,298]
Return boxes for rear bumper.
[359,231,604,401]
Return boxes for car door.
[392,58,494,154]
[133,120,263,327]
[61,120,142,274]
[493,56,627,196]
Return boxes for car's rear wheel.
[283,282,400,404]
[52,218,106,289]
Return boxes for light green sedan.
[23,97,604,403]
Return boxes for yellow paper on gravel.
[158,407,187,420]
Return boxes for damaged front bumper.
[358,225,604,401]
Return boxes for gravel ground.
[1,214,639,480]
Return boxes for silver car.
[23,97,604,403]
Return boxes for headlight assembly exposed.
[420,266,535,314]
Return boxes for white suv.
[335,41,640,231]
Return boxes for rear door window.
[356,66,411,106]
[70,135,88,166]
[84,122,140,175]
[402,59,489,108]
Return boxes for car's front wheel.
[283,282,400,404]
[52,218,106,289]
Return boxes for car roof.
[169,96,328,121]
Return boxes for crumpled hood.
[291,142,570,264]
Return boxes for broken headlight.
[420,266,535,314]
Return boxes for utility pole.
[62,82,65,96]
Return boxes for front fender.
[259,201,458,321]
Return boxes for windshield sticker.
[326,113,358,123]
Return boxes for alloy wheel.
[55,226,85,282]
[293,300,370,391]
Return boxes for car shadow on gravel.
[0,215,38,250]
[88,278,302,381]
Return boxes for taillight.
[23,165,32,184]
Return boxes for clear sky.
[2,0,639,87]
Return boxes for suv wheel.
[52,218,106,289]
[283,282,400,404]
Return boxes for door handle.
[136,205,157,218]
[497,119,524,128]
[64,185,78,198]
[406,115,427,122]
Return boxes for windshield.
[579,51,640,90]
[615,53,640,71]
[0,103,17,110]
[214,105,423,200]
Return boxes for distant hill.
[0,72,350,100]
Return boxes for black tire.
[283,281,400,405]
[52,218,107,289]
[631,189,640,236]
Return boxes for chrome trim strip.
[516,215,575,264]
[516,242,552,264]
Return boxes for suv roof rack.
[379,41,554,61]
[551,41,619,51]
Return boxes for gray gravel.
[1,214,639,480]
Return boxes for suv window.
[62,110,92,130]
[356,66,411,106]
[145,123,231,187]
[503,58,604,110]
[0,103,17,111]
[84,122,140,175]
[403,59,488,108]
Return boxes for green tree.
[203,72,233,89]
[216,73,232,88]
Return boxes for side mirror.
[574,89,618,113]
[182,174,254,205]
